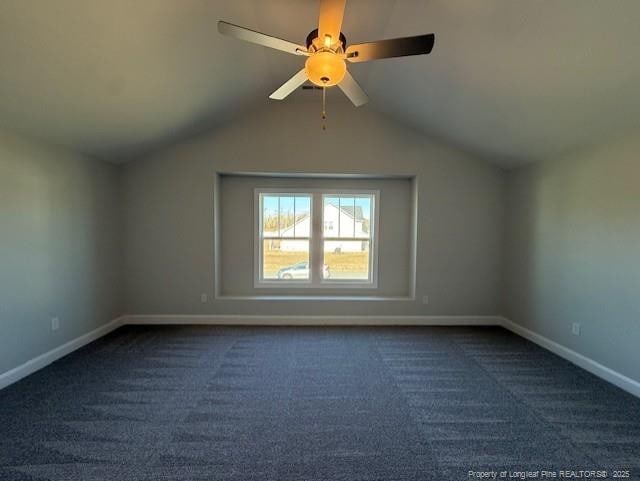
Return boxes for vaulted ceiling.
[1,0,639,167]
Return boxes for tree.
[263,213,307,233]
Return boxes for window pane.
[323,240,370,280]
[279,196,295,238]
[323,196,340,237]
[339,197,356,238]
[294,196,311,237]
[262,195,279,238]
[355,197,372,238]
[263,239,310,280]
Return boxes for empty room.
[1,1,639,480]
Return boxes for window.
[322,195,373,282]
[255,190,378,287]
[258,193,311,281]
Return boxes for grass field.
[264,249,368,277]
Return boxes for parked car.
[277,262,330,279]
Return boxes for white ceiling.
[1,0,639,167]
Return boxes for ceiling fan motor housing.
[305,28,347,52]
[304,29,348,87]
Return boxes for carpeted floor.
[0,325,639,481]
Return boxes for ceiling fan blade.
[269,69,309,100]
[345,34,435,63]
[318,0,346,46]
[218,21,306,56]
[338,71,368,107]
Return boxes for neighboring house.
[265,202,369,253]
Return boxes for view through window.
[257,191,377,286]
[322,195,372,281]
[261,194,311,280]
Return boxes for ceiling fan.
[218,0,435,108]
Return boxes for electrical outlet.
[571,322,581,336]
[51,317,60,331]
[200,293,208,303]
[422,295,429,305]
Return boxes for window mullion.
[338,196,341,238]
[310,194,323,285]
[277,196,281,237]
[352,197,356,238]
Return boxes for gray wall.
[504,131,640,382]
[0,131,123,374]
[123,98,505,316]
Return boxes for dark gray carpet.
[1,325,638,481]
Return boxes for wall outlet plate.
[571,322,581,336]
[201,293,208,303]
[422,295,429,305]
[51,317,60,331]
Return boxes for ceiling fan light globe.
[305,52,346,87]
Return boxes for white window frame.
[254,190,313,287]
[254,188,379,289]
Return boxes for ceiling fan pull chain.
[322,86,327,131]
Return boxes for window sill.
[215,295,415,302]
[254,282,377,289]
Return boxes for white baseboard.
[500,317,640,399]
[122,314,503,326]
[0,316,125,391]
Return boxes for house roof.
[1,1,639,166]
[326,203,364,222]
